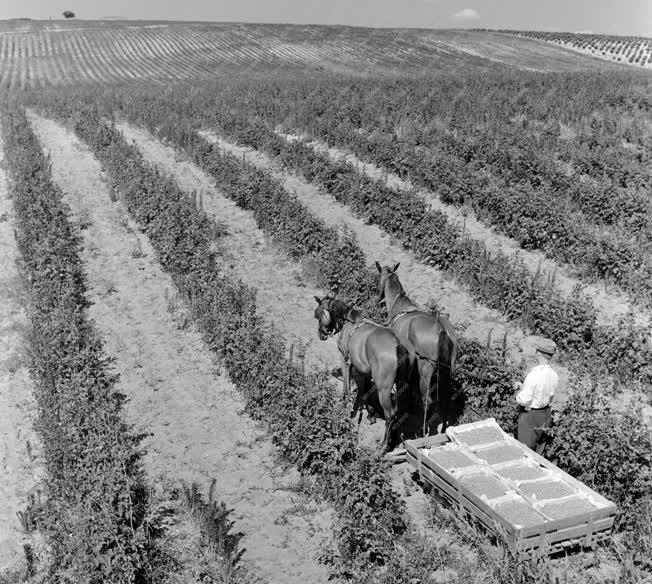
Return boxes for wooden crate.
[405,430,617,556]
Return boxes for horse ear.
[375,261,382,273]
[314,295,322,304]
[392,262,400,273]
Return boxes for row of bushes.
[436,130,650,233]
[172,102,652,391]
[68,108,409,571]
[98,97,652,533]
[33,83,650,544]
[300,118,652,304]
[205,78,651,302]
[1,105,157,582]
[188,127,378,312]
[266,76,651,201]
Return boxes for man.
[514,337,558,455]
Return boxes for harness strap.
[342,319,370,361]
[386,305,419,327]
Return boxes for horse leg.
[417,359,435,437]
[439,383,450,433]
[341,355,351,404]
[377,386,397,452]
[350,370,370,419]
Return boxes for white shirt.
[516,364,558,409]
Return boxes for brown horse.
[375,262,458,435]
[313,295,415,452]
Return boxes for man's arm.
[515,371,536,407]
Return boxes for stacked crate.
[405,418,616,555]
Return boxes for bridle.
[316,301,369,360]
[316,301,345,339]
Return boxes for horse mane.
[387,272,417,311]
[328,298,363,323]
[327,298,351,320]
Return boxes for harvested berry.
[539,496,597,520]
[476,443,525,465]
[460,473,510,499]
[454,426,506,447]
[495,498,545,529]
[496,463,547,482]
[520,480,575,501]
[427,447,477,470]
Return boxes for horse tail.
[395,343,412,412]
[383,343,411,446]
[436,316,458,431]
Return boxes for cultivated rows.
[0,121,42,573]
[498,30,652,68]
[235,79,651,308]
[0,20,626,89]
[29,112,332,584]
[98,90,650,530]
[6,92,652,580]
[1,106,154,581]
[191,100,652,392]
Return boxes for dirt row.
[29,113,333,584]
[0,124,43,573]
[280,133,644,328]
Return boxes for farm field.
[28,112,333,583]
[1,17,651,584]
[496,30,652,69]
[0,19,632,90]
[0,124,43,573]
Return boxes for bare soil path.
[281,133,645,328]
[116,122,341,374]
[0,125,43,574]
[29,112,333,584]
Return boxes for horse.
[375,262,458,436]
[313,295,416,452]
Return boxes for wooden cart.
[404,419,617,556]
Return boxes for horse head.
[374,261,401,307]
[314,295,336,340]
[313,294,350,340]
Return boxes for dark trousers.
[517,406,552,455]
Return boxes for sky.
[2,0,651,37]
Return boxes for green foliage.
[1,105,158,583]
[547,376,652,530]
[335,455,408,565]
[453,337,523,435]
[183,481,246,578]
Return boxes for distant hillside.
[495,30,652,69]
[0,20,630,90]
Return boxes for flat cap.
[531,336,556,355]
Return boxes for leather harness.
[386,305,419,328]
